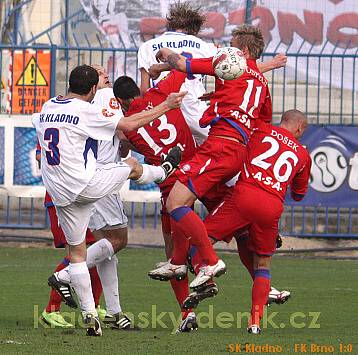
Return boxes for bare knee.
[253,254,271,270]
[166,181,196,213]
[104,227,128,253]
[123,157,142,180]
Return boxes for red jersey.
[241,121,311,202]
[125,70,197,192]
[188,57,272,143]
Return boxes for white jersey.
[32,96,121,207]
[92,88,123,166]
[138,31,217,145]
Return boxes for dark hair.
[166,1,206,35]
[69,65,99,95]
[113,76,140,100]
[231,25,265,59]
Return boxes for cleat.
[276,233,283,249]
[189,259,226,289]
[154,260,170,269]
[48,273,78,309]
[247,324,261,334]
[159,146,182,182]
[96,306,107,322]
[83,312,102,336]
[41,311,74,328]
[267,287,291,305]
[103,313,139,331]
[148,261,187,281]
[176,312,198,333]
[182,282,219,310]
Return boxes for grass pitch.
[0,246,357,354]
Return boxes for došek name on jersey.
[39,113,79,125]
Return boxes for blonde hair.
[231,25,265,59]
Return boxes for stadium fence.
[0,40,357,238]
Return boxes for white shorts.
[88,193,128,231]
[56,162,131,246]
[77,162,131,203]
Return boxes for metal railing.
[1,40,357,124]
[1,197,357,239]
[0,37,357,237]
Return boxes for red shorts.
[204,183,283,256]
[45,192,96,248]
[176,136,246,200]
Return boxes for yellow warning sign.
[12,50,51,114]
[1,80,4,90]
[16,56,48,86]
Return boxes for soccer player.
[113,70,198,332]
[150,25,272,291]
[33,64,185,336]
[187,110,311,334]
[49,65,135,330]
[36,146,106,328]
[138,1,287,145]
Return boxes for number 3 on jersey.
[137,115,177,155]
[44,128,60,165]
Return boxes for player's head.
[166,1,206,35]
[68,65,98,101]
[231,25,265,59]
[113,76,140,111]
[92,65,111,89]
[280,109,308,139]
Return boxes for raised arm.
[140,68,151,94]
[155,48,187,72]
[258,53,287,73]
[116,91,187,132]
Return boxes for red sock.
[171,217,190,265]
[236,234,254,280]
[169,276,192,317]
[188,246,205,274]
[170,206,218,266]
[46,258,69,313]
[250,269,271,326]
[89,267,102,307]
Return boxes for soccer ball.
[212,47,247,80]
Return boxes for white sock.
[135,164,165,184]
[96,255,122,315]
[57,267,71,284]
[69,262,96,314]
[86,238,114,269]
[56,239,114,283]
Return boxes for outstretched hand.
[272,53,287,69]
[166,91,187,109]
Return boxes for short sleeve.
[137,42,151,72]
[291,154,312,197]
[188,57,215,76]
[83,103,121,141]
